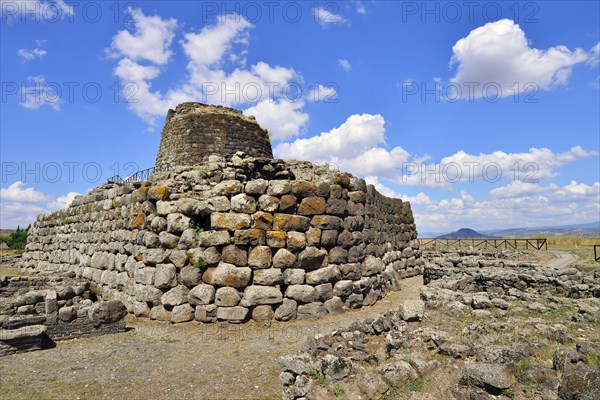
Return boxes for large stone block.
[234,229,265,246]
[285,285,316,303]
[162,285,189,307]
[202,262,252,289]
[310,215,343,230]
[245,179,268,195]
[210,212,251,231]
[266,231,287,248]
[292,181,316,198]
[274,299,297,321]
[231,194,257,213]
[252,211,273,230]
[248,246,272,269]
[188,284,216,306]
[286,231,306,252]
[267,180,291,196]
[154,263,177,289]
[362,256,385,276]
[272,248,296,269]
[216,306,249,323]
[306,265,341,285]
[176,198,212,216]
[273,214,311,232]
[88,300,127,325]
[240,286,283,307]
[283,268,305,285]
[298,197,326,216]
[297,247,328,271]
[171,304,194,323]
[167,213,190,234]
[253,269,283,285]
[258,195,279,212]
[221,244,248,267]
[213,180,243,196]
[215,287,241,307]
[251,305,274,323]
[142,248,166,265]
[197,230,230,247]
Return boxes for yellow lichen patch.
[266,230,287,248]
[137,186,149,197]
[130,213,145,229]
[149,185,170,201]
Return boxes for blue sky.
[1,0,599,234]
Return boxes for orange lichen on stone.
[148,186,170,201]
[298,197,327,216]
[266,231,287,248]
[130,213,145,229]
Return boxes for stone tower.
[154,102,273,168]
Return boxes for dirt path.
[545,250,578,269]
[0,276,423,400]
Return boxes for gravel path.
[0,276,423,400]
[546,250,578,269]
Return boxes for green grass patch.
[515,358,532,375]
[586,352,600,367]
[405,378,424,392]
[310,369,325,385]
[195,256,208,271]
[330,384,345,397]
[459,375,474,388]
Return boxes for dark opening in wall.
[190,215,211,232]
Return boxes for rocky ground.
[0,276,423,400]
[280,250,600,400]
[1,249,598,400]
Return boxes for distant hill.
[418,222,600,239]
[481,222,600,237]
[436,228,496,239]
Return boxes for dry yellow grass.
[546,235,599,249]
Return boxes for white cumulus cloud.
[109,7,177,65]
[413,180,600,233]
[109,10,309,138]
[274,113,411,178]
[0,181,51,202]
[182,14,252,67]
[244,99,309,141]
[0,181,81,228]
[275,112,596,187]
[450,19,591,98]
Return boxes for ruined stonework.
[20,103,422,324]
[0,274,127,356]
[154,103,273,169]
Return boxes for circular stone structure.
[154,102,273,168]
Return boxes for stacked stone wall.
[20,154,422,324]
[154,103,273,168]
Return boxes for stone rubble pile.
[0,273,127,356]
[278,252,600,399]
[423,254,600,299]
[279,300,442,400]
